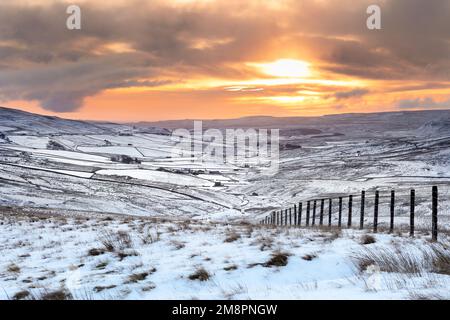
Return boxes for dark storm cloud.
[0,0,284,111]
[289,0,450,80]
[0,0,450,112]
[0,54,160,111]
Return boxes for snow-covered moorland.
[0,209,449,300]
[1,107,450,299]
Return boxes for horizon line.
[1,105,449,125]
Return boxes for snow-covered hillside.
[1,107,450,222]
[1,107,450,299]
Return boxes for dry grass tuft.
[126,272,149,283]
[94,285,116,293]
[264,251,290,267]
[95,261,109,270]
[224,265,238,271]
[428,245,450,275]
[188,267,211,281]
[170,240,185,250]
[40,290,73,300]
[88,248,105,256]
[352,244,450,275]
[302,254,317,261]
[117,250,139,261]
[7,263,20,273]
[353,247,424,274]
[409,291,447,300]
[99,230,133,253]
[361,234,376,245]
[140,227,161,245]
[12,290,30,300]
[224,232,241,243]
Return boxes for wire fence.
[259,185,449,241]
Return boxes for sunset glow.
[1,0,450,121]
[253,59,311,78]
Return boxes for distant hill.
[2,106,450,137]
[0,106,169,136]
[134,109,450,136]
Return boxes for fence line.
[259,185,440,241]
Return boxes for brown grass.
[7,263,20,273]
[170,240,185,250]
[302,254,317,261]
[188,267,211,281]
[353,247,424,274]
[95,261,109,270]
[117,250,139,261]
[353,243,450,276]
[361,234,376,245]
[224,232,241,243]
[94,285,116,293]
[88,248,105,256]
[126,272,149,283]
[224,265,238,271]
[12,290,30,300]
[263,251,290,267]
[99,230,134,253]
[428,245,450,275]
[40,290,73,300]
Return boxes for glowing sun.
[255,59,311,78]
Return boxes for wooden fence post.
[338,197,343,227]
[285,209,288,226]
[306,201,310,226]
[328,198,332,227]
[298,202,303,226]
[293,205,297,226]
[410,189,415,237]
[312,200,317,226]
[348,195,353,227]
[289,208,292,226]
[390,190,395,233]
[374,191,379,233]
[320,199,324,226]
[277,211,280,225]
[432,186,438,241]
[360,190,365,230]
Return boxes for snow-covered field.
[0,209,449,300]
[1,107,450,299]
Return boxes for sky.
[1,0,450,122]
